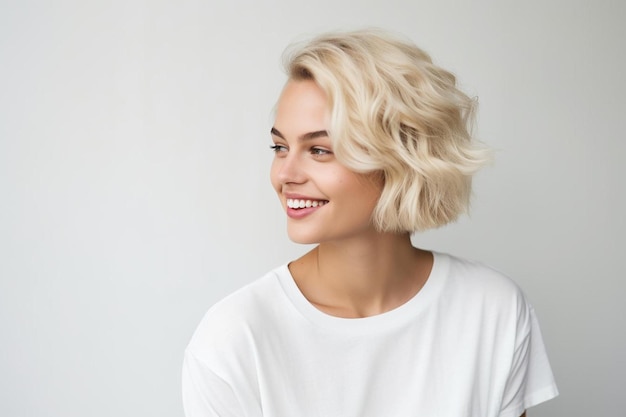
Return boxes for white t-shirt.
[183,252,558,417]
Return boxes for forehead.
[274,80,329,135]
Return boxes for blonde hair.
[283,29,491,233]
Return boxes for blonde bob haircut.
[283,29,491,233]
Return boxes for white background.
[1,1,624,416]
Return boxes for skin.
[270,78,528,417]
[270,79,432,318]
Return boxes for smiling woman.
[182,29,558,417]
[270,80,383,245]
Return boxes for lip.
[283,193,325,200]
[286,205,323,219]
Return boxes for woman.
[183,29,558,417]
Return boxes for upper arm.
[182,350,245,417]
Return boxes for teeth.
[287,199,328,209]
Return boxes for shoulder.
[437,253,532,323]
[182,268,293,414]
[186,266,289,356]
[442,252,526,300]
[435,253,542,363]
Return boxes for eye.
[311,147,332,156]
[270,144,288,154]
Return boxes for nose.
[272,151,306,185]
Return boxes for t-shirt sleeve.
[182,349,245,417]
[499,304,559,417]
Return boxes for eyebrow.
[270,127,329,141]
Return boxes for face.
[270,79,382,244]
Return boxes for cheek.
[341,173,383,201]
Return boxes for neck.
[289,232,433,318]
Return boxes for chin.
[287,233,319,245]
[286,227,322,245]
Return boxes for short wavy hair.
[282,29,491,233]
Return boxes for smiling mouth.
[286,199,329,209]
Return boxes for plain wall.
[1,0,624,416]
